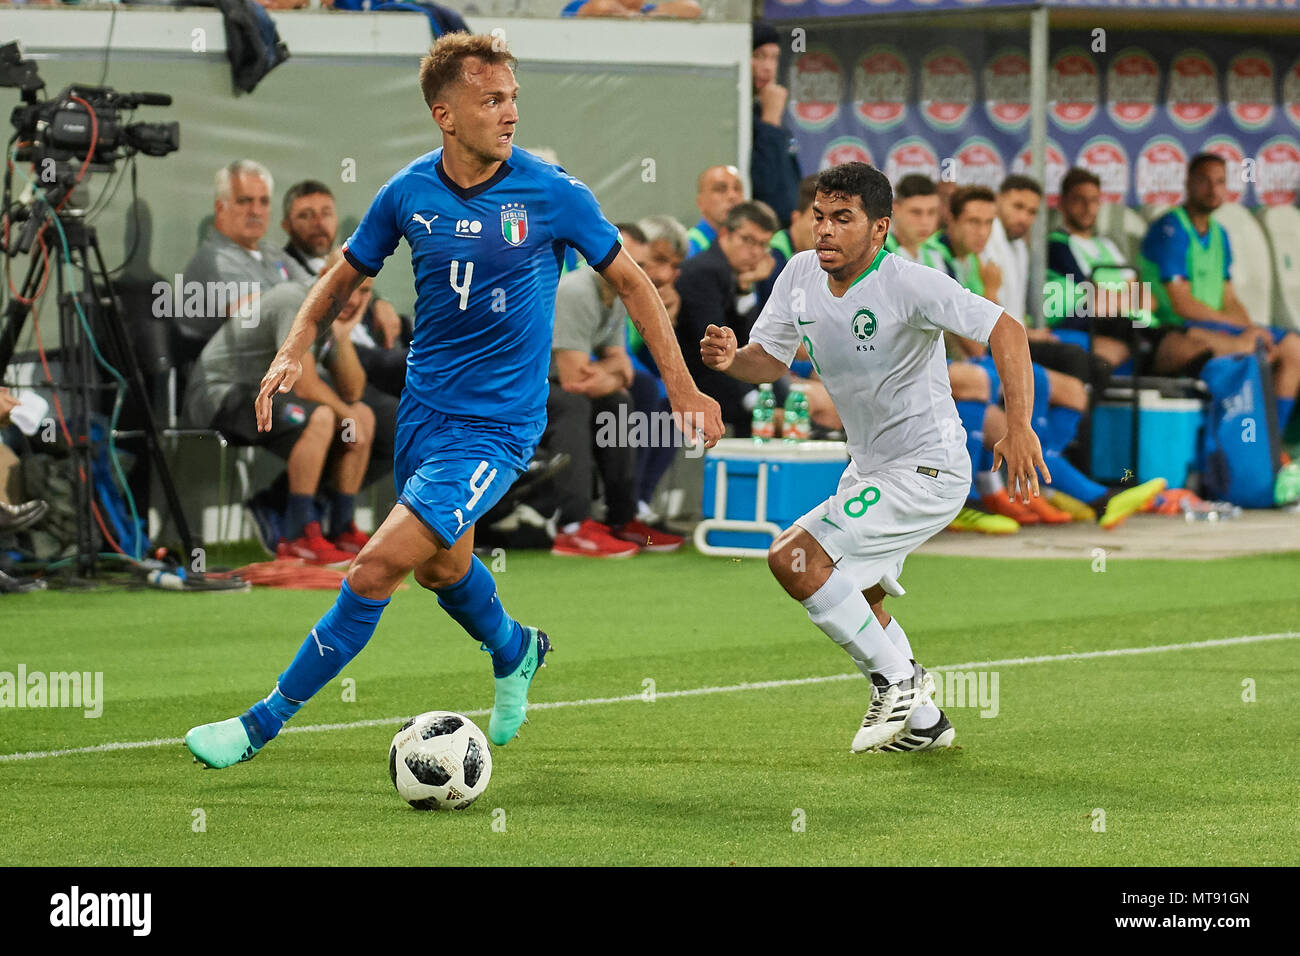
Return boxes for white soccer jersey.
[750,248,1004,478]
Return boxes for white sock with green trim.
[800,570,912,682]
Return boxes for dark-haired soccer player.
[702,162,1046,753]
[185,33,723,769]
[884,174,947,270]
[1140,152,1300,433]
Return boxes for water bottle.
[752,383,776,442]
[147,569,186,590]
[1274,461,1300,507]
[783,384,811,443]
[1180,498,1242,522]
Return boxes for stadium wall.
[1,9,750,543]
[3,9,750,321]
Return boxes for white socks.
[884,617,940,730]
[800,575,942,732]
[974,469,1004,496]
[801,570,912,683]
[884,617,914,660]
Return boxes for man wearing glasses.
[674,201,783,435]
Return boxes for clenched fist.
[701,324,737,371]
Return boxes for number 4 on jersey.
[450,260,474,311]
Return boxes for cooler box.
[696,439,849,556]
[1090,390,1204,488]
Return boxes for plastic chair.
[1212,202,1274,326]
[1258,205,1300,333]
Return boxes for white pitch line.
[2,631,1296,764]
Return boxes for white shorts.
[793,462,967,596]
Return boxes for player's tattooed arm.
[255,258,365,432]
[988,313,1051,502]
[601,247,724,446]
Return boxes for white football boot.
[879,710,957,752]
[851,661,929,753]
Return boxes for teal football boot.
[488,627,550,746]
[185,716,262,769]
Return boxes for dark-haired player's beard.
[1062,208,1093,236]
[817,220,883,282]
[1186,189,1222,217]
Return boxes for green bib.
[770,229,794,261]
[1138,207,1226,328]
[687,226,712,254]
[935,237,983,295]
[1044,229,1132,325]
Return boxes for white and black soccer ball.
[389,711,492,811]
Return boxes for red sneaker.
[611,519,684,552]
[551,519,640,558]
[981,490,1040,525]
[277,521,354,567]
[331,522,371,554]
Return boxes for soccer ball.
[389,711,493,811]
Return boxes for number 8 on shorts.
[844,485,881,518]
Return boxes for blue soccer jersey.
[342,146,621,425]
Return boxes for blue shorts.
[393,394,544,548]
[1183,318,1289,345]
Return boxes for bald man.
[687,164,745,257]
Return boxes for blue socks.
[286,493,315,541]
[955,400,987,500]
[1031,363,1051,437]
[1278,397,1295,432]
[436,556,526,677]
[238,559,529,747]
[242,685,304,748]
[1045,405,1082,455]
[241,579,389,744]
[328,492,356,539]
[1044,450,1108,505]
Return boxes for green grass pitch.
[2,549,1298,866]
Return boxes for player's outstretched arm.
[700,324,788,383]
[602,247,724,447]
[987,312,1051,502]
[255,258,366,432]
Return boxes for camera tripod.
[0,183,198,582]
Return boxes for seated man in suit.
[674,200,782,436]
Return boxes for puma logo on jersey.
[453,509,470,535]
[412,213,439,233]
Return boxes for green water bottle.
[752,383,776,442]
[783,384,810,443]
[1275,461,1300,506]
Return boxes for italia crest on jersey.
[501,203,528,246]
